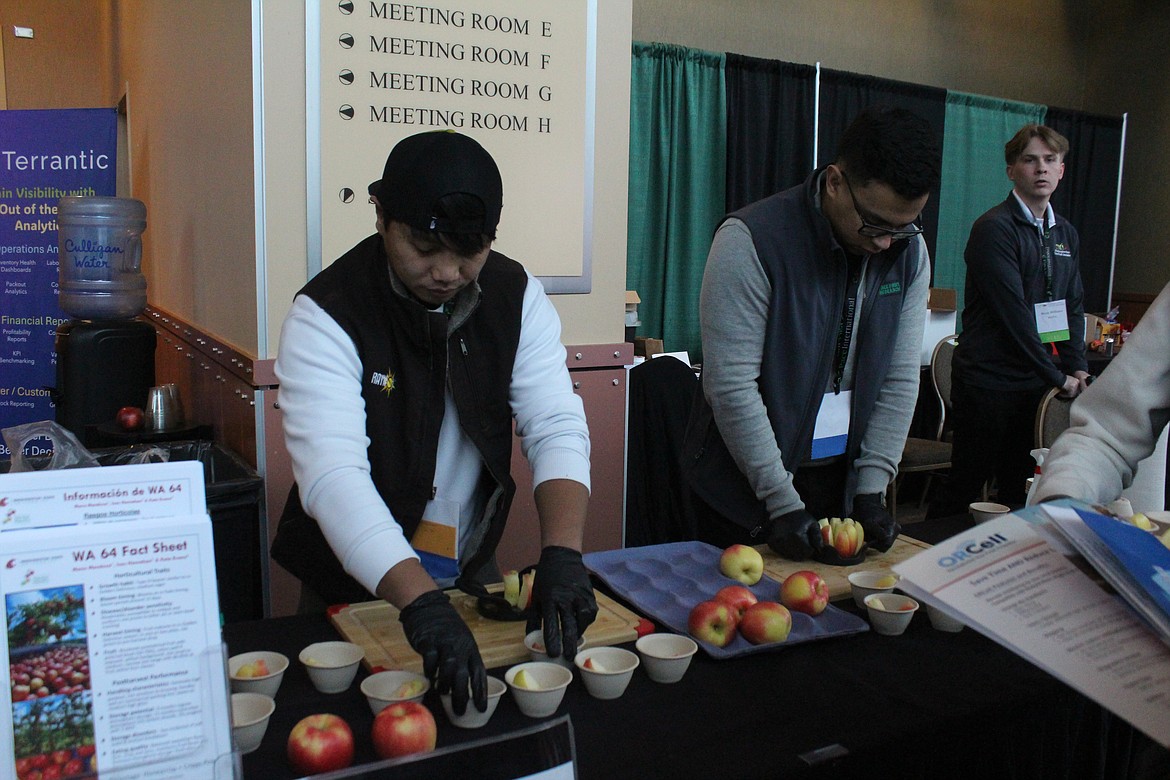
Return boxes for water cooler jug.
[53,196,156,442]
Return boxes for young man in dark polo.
[928,124,1089,519]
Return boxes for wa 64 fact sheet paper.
[1,462,233,779]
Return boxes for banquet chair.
[1035,387,1075,449]
[888,335,958,519]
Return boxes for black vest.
[271,234,527,604]
[683,170,920,536]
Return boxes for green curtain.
[627,43,726,362]
[935,92,1046,318]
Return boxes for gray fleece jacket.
[684,170,930,530]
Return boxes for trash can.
[90,441,266,623]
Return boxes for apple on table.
[779,570,829,616]
[371,701,437,760]
[687,599,738,647]
[719,543,764,586]
[115,405,145,432]
[713,584,758,621]
[287,713,354,775]
[738,601,792,644]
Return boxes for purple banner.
[0,109,117,447]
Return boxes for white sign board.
[311,0,595,290]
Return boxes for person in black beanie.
[272,131,596,715]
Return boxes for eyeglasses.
[840,171,923,241]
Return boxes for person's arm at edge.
[510,272,592,545]
[1033,281,1170,504]
[276,296,432,609]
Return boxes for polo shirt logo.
[878,282,902,296]
[371,369,396,395]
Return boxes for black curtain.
[724,54,817,211]
[1044,106,1124,314]
[818,69,947,264]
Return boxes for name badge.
[811,391,851,459]
[412,498,460,580]
[1034,300,1070,344]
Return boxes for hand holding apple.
[719,544,764,585]
[818,517,865,558]
[371,701,437,760]
[779,570,829,616]
[287,713,354,775]
[687,599,738,647]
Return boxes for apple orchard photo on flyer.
[7,585,97,779]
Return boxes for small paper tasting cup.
[505,661,573,718]
[299,641,364,694]
[524,629,585,669]
[847,571,900,609]
[969,501,1011,525]
[864,593,919,636]
[231,692,275,755]
[228,651,289,698]
[925,603,965,632]
[441,676,507,729]
[635,633,697,684]
[574,646,639,700]
[360,670,429,715]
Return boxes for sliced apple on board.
[517,570,536,610]
[503,569,536,609]
[503,570,521,607]
[818,517,864,556]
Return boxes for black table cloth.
[225,522,1168,779]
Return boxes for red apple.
[287,713,354,775]
[780,570,830,616]
[371,700,437,760]
[718,543,764,586]
[714,584,758,620]
[115,405,145,431]
[739,601,793,644]
[687,599,738,647]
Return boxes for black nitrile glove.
[526,546,598,661]
[399,589,487,715]
[767,508,824,560]
[852,492,900,552]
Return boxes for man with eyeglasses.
[683,106,941,560]
[927,124,1089,519]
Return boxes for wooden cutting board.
[758,534,932,600]
[329,587,643,674]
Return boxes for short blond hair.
[1005,124,1069,165]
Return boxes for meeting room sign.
[316,1,592,284]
